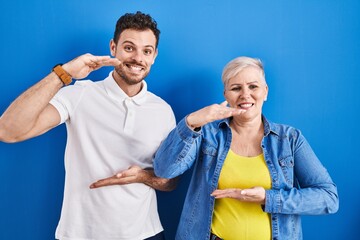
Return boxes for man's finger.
[101,58,121,67]
[90,174,137,189]
[89,177,118,188]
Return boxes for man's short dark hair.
[113,11,160,48]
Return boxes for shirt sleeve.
[49,82,87,124]
[154,117,201,178]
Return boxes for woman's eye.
[230,87,241,91]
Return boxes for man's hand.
[63,53,121,80]
[90,165,146,188]
[90,165,178,191]
[186,101,245,130]
[211,186,266,204]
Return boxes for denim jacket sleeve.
[154,117,201,178]
[264,128,339,215]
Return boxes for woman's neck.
[230,115,263,136]
[229,116,264,157]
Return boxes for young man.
[0,12,176,240]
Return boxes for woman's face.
[224,66,268,121]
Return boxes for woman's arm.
[154,102,245,178]
[264,132,339,215]
[153,117,202,178]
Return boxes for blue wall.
[1,0,359,239]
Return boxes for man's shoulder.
[74,79,97,87]
[54,79,104,101]
[64,79,106,92]
[60,79,95,91]
[146,91,171,107]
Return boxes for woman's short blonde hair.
[222,56,266,86]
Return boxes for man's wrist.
[52,64,72,86]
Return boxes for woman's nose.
[239,88,250,98]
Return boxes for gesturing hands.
[211,186,266,204]
[186,101,246,129]
[62,53,121,80]
[90,165,146,189]
[89,165,178,191]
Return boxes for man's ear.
[110,39,116,56]
[152,49,159,64]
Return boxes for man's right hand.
[62,53,121,80]
[0,53,121,143]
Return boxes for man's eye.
[124,46,133,51]
[249,85,258,89]
[144,49,152,55]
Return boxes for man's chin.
[125,73,146,82]
[114,69,148,85]
[125,78,143,85]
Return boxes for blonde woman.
[154,56,339,240]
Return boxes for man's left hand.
[90,165,145,189]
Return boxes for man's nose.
[131,50,143,63]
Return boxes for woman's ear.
[223,88,229,103]
[264,85,269,101]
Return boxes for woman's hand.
[211,186,266,204]
[186,101,245,129]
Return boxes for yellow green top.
[211,149,272,240]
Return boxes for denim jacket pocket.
[199,142,218,171]
[278,156,294,186]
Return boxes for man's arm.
[0,71,64,143]
[0,54,120,143]
[89,165,179,191]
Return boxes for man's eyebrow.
[144,45,155,50]
[121,41,155,50]
[121,40,136,46]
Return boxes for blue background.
[0,0,359,239]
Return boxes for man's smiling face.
[110,28,158,85]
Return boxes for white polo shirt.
[50,72,176,240]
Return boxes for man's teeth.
[129,65,143,71]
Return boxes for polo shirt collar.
[104,71,148,105]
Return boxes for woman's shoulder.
[264,117,302,139]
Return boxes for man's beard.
[114,63,150,86]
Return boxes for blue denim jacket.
[154,116,339,240]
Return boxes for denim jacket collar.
[217,115,280,137]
